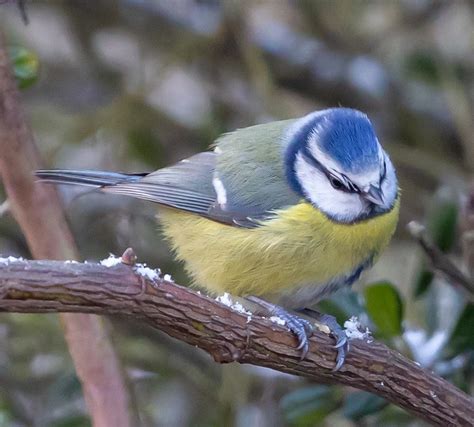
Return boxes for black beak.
[364,185,385,207]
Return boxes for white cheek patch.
[295,153,367,222]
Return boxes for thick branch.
[0,258,472,426]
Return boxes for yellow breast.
[159,200,400,301]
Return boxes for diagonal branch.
[408,221,474,301]
[0,257,472,426]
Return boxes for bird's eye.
[329,175,344,190]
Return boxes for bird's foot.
[272,307,314,359]
[245,297,313,359]
[299,308,349,371]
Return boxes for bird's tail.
[35,169,147,188]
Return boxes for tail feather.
[35,169,147,187]
[35,166,216,217]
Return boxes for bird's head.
[285,108,398,223]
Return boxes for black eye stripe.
[347,181,360,193]
[301,148,360,194]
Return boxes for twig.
[0,31,134,427]
[408,221,474,301]
[17,0,28,25]
[0,257,472,426]
[0,1,28,25]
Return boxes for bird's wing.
[207,119,300,226]
[103,120,299,227]
[102,152,217,216]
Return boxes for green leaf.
[8,46,39,89]
[413,268,434,298]
[428,201,458,252]
[447,303,474,355]
[364,282,403,338]
[280,385,338,427]
[342,391,388,421]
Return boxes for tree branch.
[0,257,472,426]
[408,221,474,301]
[0,31,134,426]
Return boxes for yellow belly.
[159,200,399,301]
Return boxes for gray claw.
[323,317,349,371]
[333,338,349,372]
[298,309,350,371]
[273,308,314,359]
[333,335,348,349]
[243,297,314,360]
[333,352,346,372]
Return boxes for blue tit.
[37,108,400,369]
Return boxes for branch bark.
[0,258,472,426]
[0,31,134,426]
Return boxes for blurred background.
[0,1,473,426]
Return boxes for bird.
[36,108,400,370]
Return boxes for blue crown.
[285,108,381,196]
[316,109,379,173]
[286,108,380,171]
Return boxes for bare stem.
[408,221,474,301]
